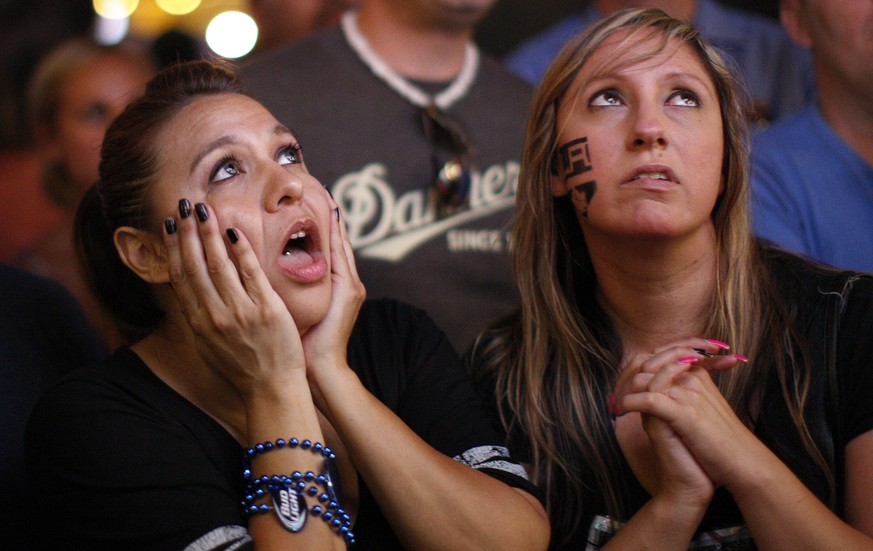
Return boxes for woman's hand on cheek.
[163,199,305,402]
[301,205,365,377]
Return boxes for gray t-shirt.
[241,26,534,353]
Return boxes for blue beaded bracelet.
[242,439,354,545]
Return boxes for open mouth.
[624,166,680,186]
[632,172,669,181]
[279,222,323,274]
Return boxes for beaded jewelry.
[242,439,355,545]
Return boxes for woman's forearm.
[312,366,550,551]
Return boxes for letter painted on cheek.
[559,137,597,218]
[558,137,593,178]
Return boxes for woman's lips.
[278,220,328,282]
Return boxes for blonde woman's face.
[551,33,724,243]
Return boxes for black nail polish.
[195,202,208,223]
[164,218,177,235]
[334,207,340,221]
[178,199,191,219]
[226,228,239,244]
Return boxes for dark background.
[0,0,782,148]
[476,0,781,56]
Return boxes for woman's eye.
[278,144,302,166]
[590,90,623,107]
[80,103,111,125]
[210,157,241,183]
[668,90,700,107]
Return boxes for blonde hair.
[471,8,829,546]
[27,38,155,208]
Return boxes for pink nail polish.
[706,339,730,349]
[731,354,749,362]
[679,356,699,364]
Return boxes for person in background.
[750,0,873,272]
[469,8,873,550]
[248,0,362,53]
[1,262,106,550]
[25,59,549,550]
[506,0,814,124]
[17,37,156,348]
[241,0,533,354]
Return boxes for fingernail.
[178,199,191,219]
[731,354,749,362]
[195,202,208,223]
[693,348,714,357]
[679,356,699,364]
[334,207,340,221]
[164,218,177,235]
[706,339,730,349]
[226,228,238,244]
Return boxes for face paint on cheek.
[557,136,597,218]
[558,137,593,179]
[570,181,597,218]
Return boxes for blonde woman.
[470,8,873,550]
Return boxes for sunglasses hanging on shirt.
[420,105,474,219]
[341,11,480,220]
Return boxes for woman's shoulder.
[27,347,217,441]
[348,298,461,375]
[759,242,873,298]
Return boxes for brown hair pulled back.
[75,60,244,343]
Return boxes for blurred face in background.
[46,52,153,196]
[781,0,873,99]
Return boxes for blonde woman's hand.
[613,342,721,510]
[163,200,305,402]
[615,338,755,487]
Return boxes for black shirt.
[25,299,535,550]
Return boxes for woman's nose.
[629,102,668,150]
[265,165,304,211]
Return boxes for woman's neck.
[587,229,719,360]
[131,318,248,443]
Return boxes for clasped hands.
[611,338,753,509]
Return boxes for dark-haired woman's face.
[151,93,335,331]
[550,33,724,243]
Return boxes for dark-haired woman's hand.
[301,196,365,405]
[163,200,306,403]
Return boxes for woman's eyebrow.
[273,124,292,137]
[190,135,237,175]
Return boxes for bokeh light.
[94,16,131,45]
[93,0,139,20]
[155,0,202,16]
[205,11,258,59]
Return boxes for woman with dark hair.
[469,8,873,550]
[24,60,549,550]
